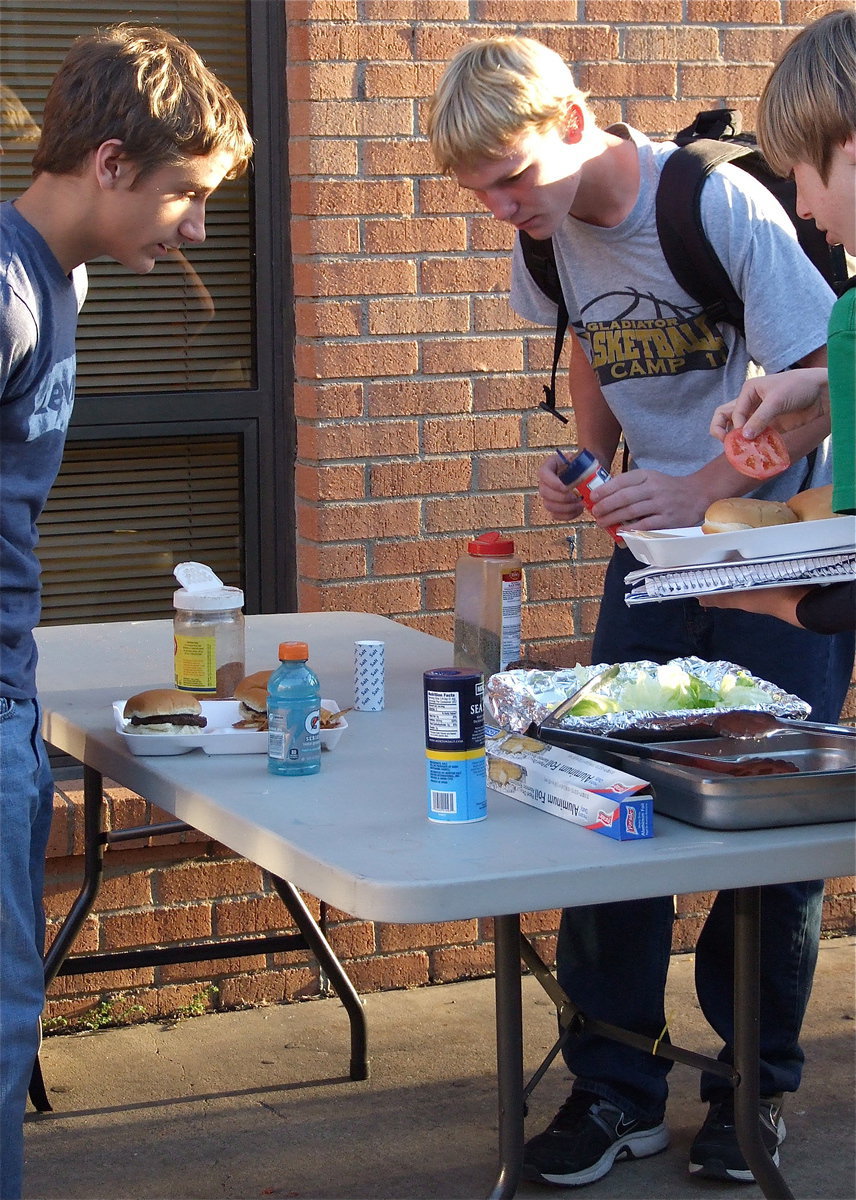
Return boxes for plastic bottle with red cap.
[453,531,522,679]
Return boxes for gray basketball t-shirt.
[510,124,835,499]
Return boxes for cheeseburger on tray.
[233,670,272,730]
[123,689,207,734]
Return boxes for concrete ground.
[24,938,854,1200]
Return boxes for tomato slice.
[723,427,791,480]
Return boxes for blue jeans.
[554,548,854,1123]
[0,699,54,1200]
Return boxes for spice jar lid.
[556,449,597,487]
[467,531,515,556]
[173,585,244,611]
[172,561,244,611]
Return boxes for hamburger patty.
[129,712,207,728]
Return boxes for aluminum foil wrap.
[486,656,811,735]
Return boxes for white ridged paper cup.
[354,640,385,710]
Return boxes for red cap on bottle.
[467,531,515,557]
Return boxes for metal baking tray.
[534,716,856,831]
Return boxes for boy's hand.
[588,468,712,531]
[538,453,585,520]
[710,369,830,442]
[699,584,811,627]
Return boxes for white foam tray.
[621,515,855,568]
[113,699,347,755]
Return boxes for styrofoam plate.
[113,699,347,755]
[621,515,855,568]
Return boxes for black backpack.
[522,108,851,423]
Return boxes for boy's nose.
[484,190,516,222]
[179,208,207,243]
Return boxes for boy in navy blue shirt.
[0,26,252,1198]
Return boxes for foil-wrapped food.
[486,656,810,735]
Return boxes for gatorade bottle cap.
[467,531,515,556]
[278,641,309,660]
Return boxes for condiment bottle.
[267,641,321,776]
[556,448,623,543]
[453,532,522,679]
[172,562,245,699]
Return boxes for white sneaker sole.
[530,1124,670,1187]
[688,1117,785,1183]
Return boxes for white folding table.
[35,612,855,1199]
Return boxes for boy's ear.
[842,131,856,164]
[560,101,586,145]
[93,139,130,189]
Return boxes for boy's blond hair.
[758,8,856,182]
[31,24,253,182]
[427,36,589,174]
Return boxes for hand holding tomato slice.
[723,426,791,480]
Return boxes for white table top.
[36,613,855,923]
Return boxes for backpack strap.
[655,138,755,335]
[674,107,743,144]
[519,230,569,424]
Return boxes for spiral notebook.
[625,548,856,605]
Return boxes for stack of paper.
[625,549,856,605]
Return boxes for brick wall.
[43,779,855,1028]
[44,0,854,1026]
[286,0,855,720]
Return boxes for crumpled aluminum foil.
[486,656,810,735]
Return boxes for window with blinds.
[0,0,255,393]
[37,435,244,624]
[0,1,291,627]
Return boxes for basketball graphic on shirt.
[576,288,728,386]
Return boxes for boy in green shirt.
[708,8,855,633]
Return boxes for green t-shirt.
[828,285,855,514]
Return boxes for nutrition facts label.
[426,690,461,741]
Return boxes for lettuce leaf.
[717,671,773,709]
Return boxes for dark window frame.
[35,1,294,616]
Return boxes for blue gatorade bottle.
[267,641,321,776]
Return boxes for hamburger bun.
[123,689,206,734]
[237,669,273,691]
[702,497,798,535]
[786,484,834,522]
[233,672,270,730]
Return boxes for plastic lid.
[556,448,597,487]
[173,585,244,611]
[278,641,309,660]
[467,531,515,556]
[172,561,244,611]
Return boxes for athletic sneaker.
[689,1093,786,1183]
[522,1090,670,1187]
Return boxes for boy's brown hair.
[31,23,253,182]
[758,8,856,182]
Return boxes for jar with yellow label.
[173,562,245,699]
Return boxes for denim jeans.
[0,699,54,1200]
[554,548,854,1123]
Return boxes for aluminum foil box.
[485,728,654,840]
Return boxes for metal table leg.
[269,875,369,1080]
[43,764,106,987]
[733,887,794,1200]
[484,893,797,1200]
[34,763,370,1109]
[488,913,525,1200]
